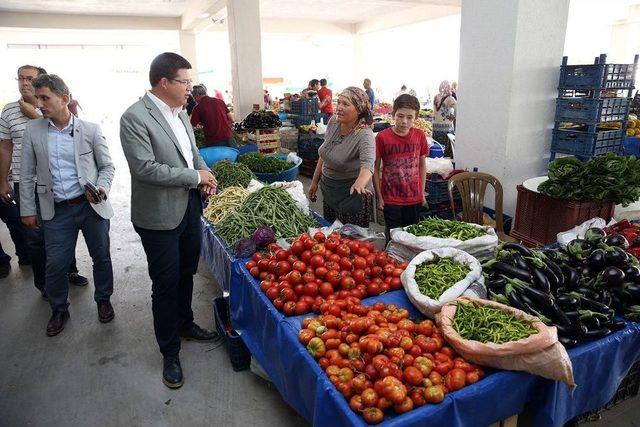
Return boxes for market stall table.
[229,260,640,427]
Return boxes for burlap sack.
[437,297,575,387]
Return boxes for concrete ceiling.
[0,0,461,21]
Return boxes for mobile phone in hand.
[84,182,103,203]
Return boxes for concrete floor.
[0,124,637,427]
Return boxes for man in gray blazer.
[120,52,218,389]
[20,74,115,337]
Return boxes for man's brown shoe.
[97,300,115,323]
[46,311,70,337]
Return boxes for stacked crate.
[297,133,324,178]
[290,98,321,126]
[247,128,280,153]
[550,54,637,161]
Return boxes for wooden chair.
[447,171,516,242]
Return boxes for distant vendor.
[190,84,235,147]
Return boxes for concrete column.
[179,30,199,80]
[227,0,264,119]
[455,0,570,215]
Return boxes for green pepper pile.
[238,152,294,174]
[216,186,318,246]
[414,256,470,299]
[452,302,538,344]
[406,217,486,240]
[211,161,255,190]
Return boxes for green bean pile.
[211,161,255,190]
[414,256,470,299]
[216,186,318,246]
[452,303,538,344]
[238,152,294,174]
[406,217,486,240]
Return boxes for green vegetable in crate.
[238,152,294,174]
[211,160,254,190]
[452,302,538,344]
[414,256,470,299]
[216,186,318,246]
[406,217,486,240]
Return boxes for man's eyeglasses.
[16,77,35,82]
[168,78,194,87]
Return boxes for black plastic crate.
[551,128,625,159]
[427,174,460,205]
[292,113,321,127]
[555,97,631,124]
[213,297,251,372]
[291,98,319,116]
[559,54,637,91]
[297,135,324,160]
[573,360,640,424]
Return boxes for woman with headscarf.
[433,80,457,157]
[308,87,375,227]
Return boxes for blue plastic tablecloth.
[229,260,640,427]
[200,211,330,294]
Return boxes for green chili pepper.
[406,217,486,240]
[451,302,538,344]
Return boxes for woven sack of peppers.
[438,297,575,387]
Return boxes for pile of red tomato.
[245,231,408,316]
[299,300,485,425]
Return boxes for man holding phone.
[20,74,115,336]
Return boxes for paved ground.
[0,123,638,427]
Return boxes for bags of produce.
[438,297,575,387]
[390,217,498,260]
[238,152,294,174]
[216,186,318,247]
[401,248,484,317]
[203,186,249,225]
[211,160,255,190]
[247,180,310,215]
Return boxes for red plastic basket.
[511,185,615,246]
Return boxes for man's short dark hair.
[309,79,320,87]
[393,94,420,115]
[149,52,192,87]
[18,65,47,76]
[192,85,207,97]
[320,78,327,86]
[32,74,69,97]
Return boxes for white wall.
[355,15,461,104]
[0,28,180,127]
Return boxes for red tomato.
[392,268,404,277]
[340,276,356,290]
[352,257,367,270]
[311,243,326,257]
[313,231,326,242]
[295,301,310,315]
[394,396,414,414]
[346,240,360,252]
[256,259,269,271]
[424,385,445,403]
[315,266,328,278]
[274,261,291,276]
[303,238,317,250]
[361,388,379,408]
[336,244,351,258]
[265,287,279,300]
[303,282,319,297]
[349,395,363,412]
[403,366,424,386]
[371,266,383,277]
[445,368,466,391]
[273,298,284,311]
[287,270,302,285]
[301,250,312,263]
[326,270,342,285]
[283,301,296,315]
[319,282,334,297]
[290,240,304,255]
[249,267,260,277]
[466,370,481,384]
[325,261,340,271]
[383,264,395,277]
[367,283,381,296]
[292,261,307,273]
[310,255,325,268]
[357,247,370,257]
[325,237,339,251]
[339,258,353,271]
[352,269,366,284]
[362,407,384,425]
[302,271,316,283]
[252,252,264,262]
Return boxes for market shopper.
[0,64,89,296]
[120,52,219,389]
[190,84,234,147]
[20,74,115,336]
[433,80,456,158]
[301,79,320,100]
[372,94,428,240]
[363,78,375,107]
[318,78,333,123]
[308,86,375,228]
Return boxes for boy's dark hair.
[393,94,420,115]
[149,52,192,87]
[320,78,327,86]
[32,74,69,97]
[309,79,320,87]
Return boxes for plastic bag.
[316,120,327,135]
[310,220,386,250]
[271,180,309,215]
[247,179,265,193]
[401,248,483,317]
[425,157,454,178]
[390,223,498,260]
[556,217,607,246]
[437,297,575,387]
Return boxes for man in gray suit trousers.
[120,52,219,389]
[20,74,115,337]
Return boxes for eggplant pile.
[484,241,628,349]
